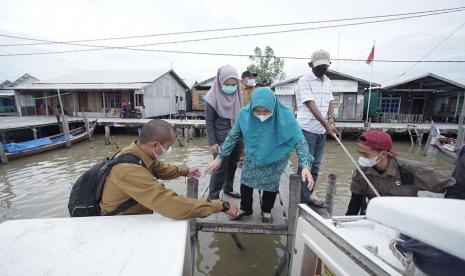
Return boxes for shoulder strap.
[105,153,144,216]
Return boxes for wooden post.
[407,126,414,147]
[0,131,7,144]
[186,177,199,276]
[83,113,91,141]
[31,127,37,140]
[286,174,301,274]
[104,126,111,145]
[57,89,71,148]
[324,174,337,216]
[422,132,433,156]
[0,141,8,164]
[103,91,107,118]
[72,91,77,117]
[138,128,142,137]
[456,90,465,151]
[62,115,71,148]
[44,91,49,116]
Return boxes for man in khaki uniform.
[100,119,239,219]
[240,70,257,106]
[346,131,456,215]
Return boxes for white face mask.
[153,144,172,159]
[254,113,273,122]
[247,79,256,87]
[358,154,380,167]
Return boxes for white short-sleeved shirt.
[295,72,333,134]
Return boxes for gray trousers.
[208,142,242,199]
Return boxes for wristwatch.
[221,201,230,212]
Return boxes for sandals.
[261,211,273,223]
[231,210,252,221]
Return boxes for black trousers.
[208,142,242,199]
[240,184,278,213]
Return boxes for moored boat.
[2,120,97,160]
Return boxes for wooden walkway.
[186,168,336,275]
[192,167,296,235]
[1,116,461,133]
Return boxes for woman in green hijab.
[206,87,314,223]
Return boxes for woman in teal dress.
[207,87,314,223]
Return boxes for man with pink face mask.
[346,131,456,215]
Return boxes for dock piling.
[324,174,337,216]
[83,114,91,141]
[104,126,111,145]
[31,127,38,140]
[0,142,8,164]
[62,115,71,148]
[186,177,199,275]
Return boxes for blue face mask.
[221,84,237,94]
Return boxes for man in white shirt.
[295,49,337,207]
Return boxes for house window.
[380,96,400,113]
[102,92,122,108]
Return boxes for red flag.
[366,45,375,65]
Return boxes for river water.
[0,134,455,275]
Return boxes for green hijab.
[237,87,304,165]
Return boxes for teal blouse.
[218,123,313,192]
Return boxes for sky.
[0,0,464,86]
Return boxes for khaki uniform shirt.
[241,83,256,106]
[100,141,223,218]
[350,156,455,199]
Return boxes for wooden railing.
[376,113,423,123]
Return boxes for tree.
[247,46,285,85]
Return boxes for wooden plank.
[195,165,290,234]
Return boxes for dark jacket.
[205,102,232,146]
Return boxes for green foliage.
[247,46,285,84]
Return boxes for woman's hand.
[206,158,222,174]
[210,144,219,153]
[187,168,201,178]
[301,167,314,191]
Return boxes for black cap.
[241,70,258,78]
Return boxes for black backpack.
[68,153,143,217]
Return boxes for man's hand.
[224,202,240,217]
[210,144,219,154]
[301,167,314,190]
[187,168,201,178]
[325,122,339,137]
[206,158,222,174]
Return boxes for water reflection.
[0,134,455,275]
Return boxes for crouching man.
[100,119,239,219]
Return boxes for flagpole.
[365,41,375,123]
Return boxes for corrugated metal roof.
[271,70,377,88]
[382,73,465,91]
[8,69,190,90]
[192,76,215,88]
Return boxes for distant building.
[0,80,15,115]
[366,73,465,123]
[272,70,376,121]
[191,77,214,112]
[0,74,40,116]
[8,69,189,118]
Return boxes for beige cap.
[310,49,331,67]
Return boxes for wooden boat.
[435,136,457,159]
[3,120,96,160]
